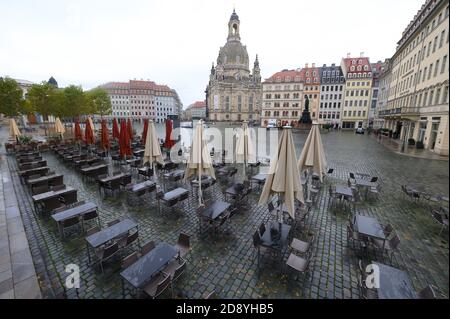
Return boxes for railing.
[401,107,420,115]
[378,108,402,117]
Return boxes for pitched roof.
[264,69,303,83]
[342,57,371,74]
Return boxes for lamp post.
[401,121,409,153]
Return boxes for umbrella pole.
[307,168,312,204]
[153,162,157,182]
[198,164,202,206]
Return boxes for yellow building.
[341,56,373,129]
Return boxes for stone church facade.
[205,10,262,123]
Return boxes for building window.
[441,55,448,74]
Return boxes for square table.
[19,166,50,177]
[355,215,386,247]
[85,219,138,263]
[128,180,157,197]
[372,262,417,299]
[52,202,98,238]
[334,185,353,198]
[256,222,291,269]
[27,174,63,188]
[32,186,77,203]
[251,173,267,188]
[201,200,231,221]
[120,242,178,289]
[159,187,189,213]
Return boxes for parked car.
[355,127,365,134]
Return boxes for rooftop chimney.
[312,63,316,68]
[305,63,309,68]
[347,53,351,58]
[323,64,326,67]
[360,52,364,57]
[332,63,336,67]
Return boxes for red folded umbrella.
[74,120,83,142]
[127,118,133,140]
[119,119,132,158]
[85,119,95,145]
[164,119,175,149]
[101,119,110,151]
[112,118,120,140]
[142,119,149,144]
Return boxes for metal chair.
[140,240,156,256]
[61,216,82,239]
[82,210,100,231]
[107,219,120,227]
[285,250,312,281]
[417,284,437,299]
[32,184,49,195]
[121,252,139,270]
[96,241,119,273]
[142,272,172,299]
[86,226,101,236]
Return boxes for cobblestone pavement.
[3,128,449,299]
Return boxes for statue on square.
[299,95,312,124]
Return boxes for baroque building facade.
[376,0,449,155]
[319,64,345,125]
[206,10,262,122]
[260,69,303,127]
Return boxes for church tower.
[205,10,262,123]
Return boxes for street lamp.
[401,120,409,153]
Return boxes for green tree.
[62,85,87,119]
[86,87,111,118]
[27,82,58,135]
[0,77,24,116]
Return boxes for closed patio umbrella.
[142,119,149,144]
[54,117,65,139]
[9,118,21,140]
[258,127,304,219]
[235,120,256,180]
[101,119,110,151]
[85,117,95,145]
[112,118,120,140]
[127,118,133,140]
[164,119,175,149]
[143,120,164,180]
[119,119,132,158]
[74,120,83,142]
[297,122,327,202]
[184,119,215,206]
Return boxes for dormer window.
[352,60,356,65]
[358,59,363,64]
[306,78,311,83]
[306,71,310,76]
[285,76,291,82]
[276,76,281,82]
[364,65,369,71]
[295,76,301,82]
[357,65,362,71]
[350,66,355,71]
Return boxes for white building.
[100,79,182,123]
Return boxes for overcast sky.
[1,0,424,108]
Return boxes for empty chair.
[32,184,49,195]
[82,210,99,230]
[119,230,139,251]
[107,219,120,227]
[431,211,449,236]
[163,256,186,282]
[370,177,378,183]
[97,174,108,181]
[290,234,314,255]
[86,226,101,236]
[417,284,437,299]
[120,174,132,188]
[140,240,156,256]
[52,184,66,192]
[61,216,81,239]
[258,223,266,237]
[121,252,139,270]
[358,275,378,299]
[175,233,190,258]
[42,197,65,214]
[104,179,121,196]
[371,234,400,261]
[61,191,77,206]
[96,241,119,273]
[52,205,68,214]
[285,251,312,281]
[204,291,216,299]
[349,172,356,180]
[143,272,172,299]
[382,224,394,237]
[327,168,334,174]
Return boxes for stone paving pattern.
[3,128,449,299]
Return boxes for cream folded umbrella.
[297,122,327,202]
[235,120,256,180]
[54,117,66,138]
[258,127,304,219]
[184,119,215,206]
[9,118,21,140]
[143,120,164,180]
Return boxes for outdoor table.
[32,186,77,213]
[163,169,185,181]
[80,164,108,177]
[126,158,142,166]
[138,166,153,179]
[120,242,178,291]
[251,173,267,189]
[19,167,50,180]
[191,176,215,190]
[18,156,42,164]
[128,180,157,197]
[52,202,98,238]
[85,218,138,263]
[201,200,231,221]
[355,172,371,179]
[355,215,386,248]
[372,262,417,299]
[355,178,378,198]
[74,157,98,168]
[27,174,63,188]
[257,222,291,269]
[217,166,237,177]
[18,160,47,170]
[225,184,241,201]
[159,187,189,213]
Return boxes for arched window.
[351,66,355,71]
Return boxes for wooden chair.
[140,240,156,256]
[107,219,120,227]
[96,242,119,273]
[61,216,81,239]
[417,284,437,299]
[121,252,139,270]
[285,250,312,281]
[143,272,172,299]
[86,226,101,236]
